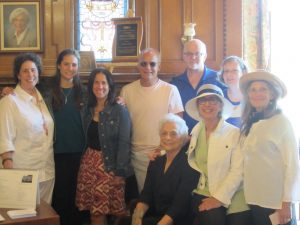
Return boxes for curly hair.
[13,52,42,83]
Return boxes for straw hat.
[239,70,287,98]
[185,84,233,121]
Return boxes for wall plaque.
[112,17,143,62]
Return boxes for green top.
[53,88,85,154]
[193,122,210,196]
[227,186,249,214]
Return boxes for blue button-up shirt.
[171,66,227,132]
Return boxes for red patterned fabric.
[76,148,126,216]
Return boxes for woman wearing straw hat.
[186,84,251,225]
[239,71,300,225]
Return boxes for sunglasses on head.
[139,61,157,68]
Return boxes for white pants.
[131,151,150,193]
[39,178,55,204]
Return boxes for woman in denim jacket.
[76,68,132,225]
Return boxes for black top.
[87,120,101,150]
[139,144,199,222]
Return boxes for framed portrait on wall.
[0,0,43,52]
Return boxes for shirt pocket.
[209,142,234,167]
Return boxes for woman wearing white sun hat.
[186,84,252,225]
[239,70,300,225]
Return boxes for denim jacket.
[82,103,133,177]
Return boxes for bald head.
[184,39,207,55]
[183,39,207,71]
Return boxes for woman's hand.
[1,152,14,169]
[157,214,173,225]
[147,148,163,161]
[109,172,125,186]
[276,202,291,225]
[199,197,222,211]
[116,96,126,106]
[131,208,144,225]
[2,158,13,168]
[1,87,14,97]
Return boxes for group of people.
[0,37,299,225]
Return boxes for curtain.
[243,0,270,71]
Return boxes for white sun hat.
[185,84,233,121]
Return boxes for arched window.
[76,0,128,61]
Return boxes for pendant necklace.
[61,88,73,104]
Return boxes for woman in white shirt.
[0,53,54,204]
[186,84,251,225]
[239,71,300,225]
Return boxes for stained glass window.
[76,0,128,61]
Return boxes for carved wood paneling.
[0,0,243,85]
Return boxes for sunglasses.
[139,61,157,68]
[197,96,221,105]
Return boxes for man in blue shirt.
[171,39,226,132]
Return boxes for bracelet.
[2,158,13,165]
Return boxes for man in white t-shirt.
[121,48,184,191]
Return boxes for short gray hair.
[183,39,207,55]
[159,113,188,137]
[9,8,30,24]
[138,48,161,63]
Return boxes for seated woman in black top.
[131,113,199,225]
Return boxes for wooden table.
[0,201,60,225]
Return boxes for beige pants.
[39,178,55,204]
[131,151,150,193]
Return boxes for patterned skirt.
[76,148,126,216]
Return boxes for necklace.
[61,88,73,104]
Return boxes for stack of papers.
[7,209,37,219]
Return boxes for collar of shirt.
[14,26,29,45]
[15,84,43,104]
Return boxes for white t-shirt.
[242,113,300,209]
[121,79,183,152]
[0,85,55,182]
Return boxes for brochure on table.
[0,169,39,209]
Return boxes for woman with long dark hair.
[48,49,87,225]
[76,68,132,225]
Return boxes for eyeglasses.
[223,69,241,74]
[247,87,270,94]
[197,97,221,105]
[139,61,158,68]
[183,52,205,58]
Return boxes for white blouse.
[242,113,300,209]
[0,85,54,182]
